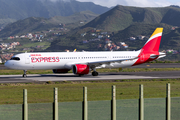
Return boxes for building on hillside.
[65,49,69,52]
[91,33,97,36]
[81,33,86,37]
[27,33,33,39]
[83,40,88,44]
[96,30,101,32]
[0,58,2,63]
[119,42,128,48]
[105,39,111,44]
[130,37,136,40]
[98,35,103,39]
[137,35,146,40]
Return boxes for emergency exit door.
[25,54,30,64]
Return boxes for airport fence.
[0,84,180,120]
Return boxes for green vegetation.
[0,0,108,27]
[84,5,180,31]
[113,23,172,50]
[0,69,53,75]
[148,60,180,63]
[0,79,179,104]
[0,66,180,104]
[3,38,51,52]
[48,21,178,52]
[2,5,180,53]
[0,11,98,38]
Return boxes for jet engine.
[72,64,90,75]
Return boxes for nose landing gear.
[23,70,27,77]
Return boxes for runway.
[0,63,180,83]
[0,71,180,83]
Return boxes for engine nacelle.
[52,69,70,74]
[73,64,90,75]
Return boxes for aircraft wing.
[64,57,138,69]
[86,57,138,68]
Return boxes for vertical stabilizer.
[141,28,163,55]
[133,28,163,66]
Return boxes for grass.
[16,41,50,50]
[0,69,53,75]
[0,79,180,104]
[0,67,180,105]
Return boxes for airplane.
[5,28,166,77]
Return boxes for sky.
[76,0,180,8]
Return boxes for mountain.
[112,23,172,50]
[83,5,180,31]
[3,5,180,54]
[49,11,98,24]
[0,0,109,27]
[116,23,180,50]
[0,11,98,37]
[46,23,173,52]
[47,6,180,52]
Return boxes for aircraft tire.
[78,74,84,77]
[23,74,27,77]
[92,71,98,76]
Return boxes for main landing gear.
[23,70,27,77]
[92,71,98,76]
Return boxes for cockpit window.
[10,57,20,61]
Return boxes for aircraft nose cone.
[4,61,11,69]
[4,61,8,67]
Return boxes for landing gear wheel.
[23,74,27,77]
[23,70,27,77]
[78,74,84,77]
[92,71,98,76]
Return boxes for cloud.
[39,0,179,8]
[124,0,171,7]
[42,0,71,2]
[76,0,173,7]
[76,0,120,7]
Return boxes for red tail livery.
[133,28,164,66]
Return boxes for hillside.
[112,23,172,50]
[161,28,180,49]
[49,11,98,24]
[2,5,180,57]
[112,23,180,50]
[46,23,174,52]
[83,5,180,31]
[0,11,98,38]
[0,0,109,27]
[47,5,180,52]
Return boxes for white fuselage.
[5,51,141,70]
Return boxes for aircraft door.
[25,53,30,64]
